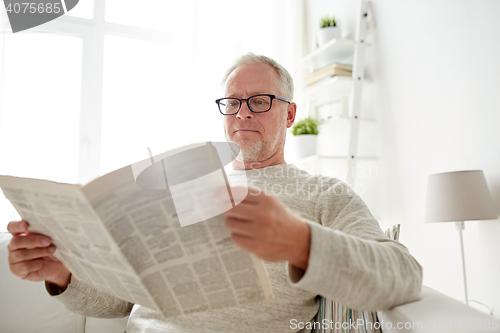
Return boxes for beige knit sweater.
[49,164,422,332]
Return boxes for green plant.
[320,16,337,29]
[291,116,320,136]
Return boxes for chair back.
[311,224,401,333]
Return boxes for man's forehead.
[225,90,270,98]
[224,63,280,95]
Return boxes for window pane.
[101,36,192,175]
[105,0,185,32]
[66,0,94,19]
[0,34,82,230]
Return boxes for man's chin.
[238,142,267,162]
[225,136,267,162]
[234,139,260,149]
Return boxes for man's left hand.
[214,186,311,271]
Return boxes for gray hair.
[221,53,294,101]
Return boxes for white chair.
[0,232,128,333]
[312,224,401,333]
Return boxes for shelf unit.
[303,76,372,106]
[295,0,374,189]
[295,4,378,331]
[298,38,355,70]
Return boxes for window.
[100,36,188,174]
[0,0,296,231]
[0,33,82,228]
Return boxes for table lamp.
[424,170,497,306]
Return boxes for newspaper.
[0,143,273,317]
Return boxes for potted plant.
[291,116,320,159]
[317,16,341,47]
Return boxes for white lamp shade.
[425,170,497,223]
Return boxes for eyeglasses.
[215,94,291,115]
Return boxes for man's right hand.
[7,220,71,290]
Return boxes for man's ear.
[286,103,297,128]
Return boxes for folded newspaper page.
[0,142,273,317]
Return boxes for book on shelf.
[0,142,273,318]
[306,62,353,86]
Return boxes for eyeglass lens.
[219,95,272,114]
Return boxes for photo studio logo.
[3,0,79,33]
[131,142,248,228]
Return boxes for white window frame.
[1,0,173,184]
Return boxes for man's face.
[223,63,294,163]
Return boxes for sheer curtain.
[0,0,297,230]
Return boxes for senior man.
[7,53,422,332]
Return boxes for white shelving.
[303,76,372,106]
[298,38,355,71]
[316,116,378,157]
[323,114,375,122]
[293,154,380,218]
[294,0,380,220]
[295,154,378,164]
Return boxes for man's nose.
[236,102,254,119]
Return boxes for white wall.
[305,0,500,316]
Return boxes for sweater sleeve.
[287,180,423,311]
[46,275,133,318]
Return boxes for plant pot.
[317,26,341,47]
[294,134,318,159]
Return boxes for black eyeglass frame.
[215,94,291,115]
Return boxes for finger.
[7,233,52,251]
[7,220,30,235]
[231,233,258,254]
[9,245,56,265]
[213,190,234,210]
[214,186,260,204]
[228,216,279,242]
[225,217,258,238]
[213,185,229,201]
[222,201,262,221]
[218,196,251,214]
[245,186,263,197]
[231,186,262,203]
[10,258,45,279]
